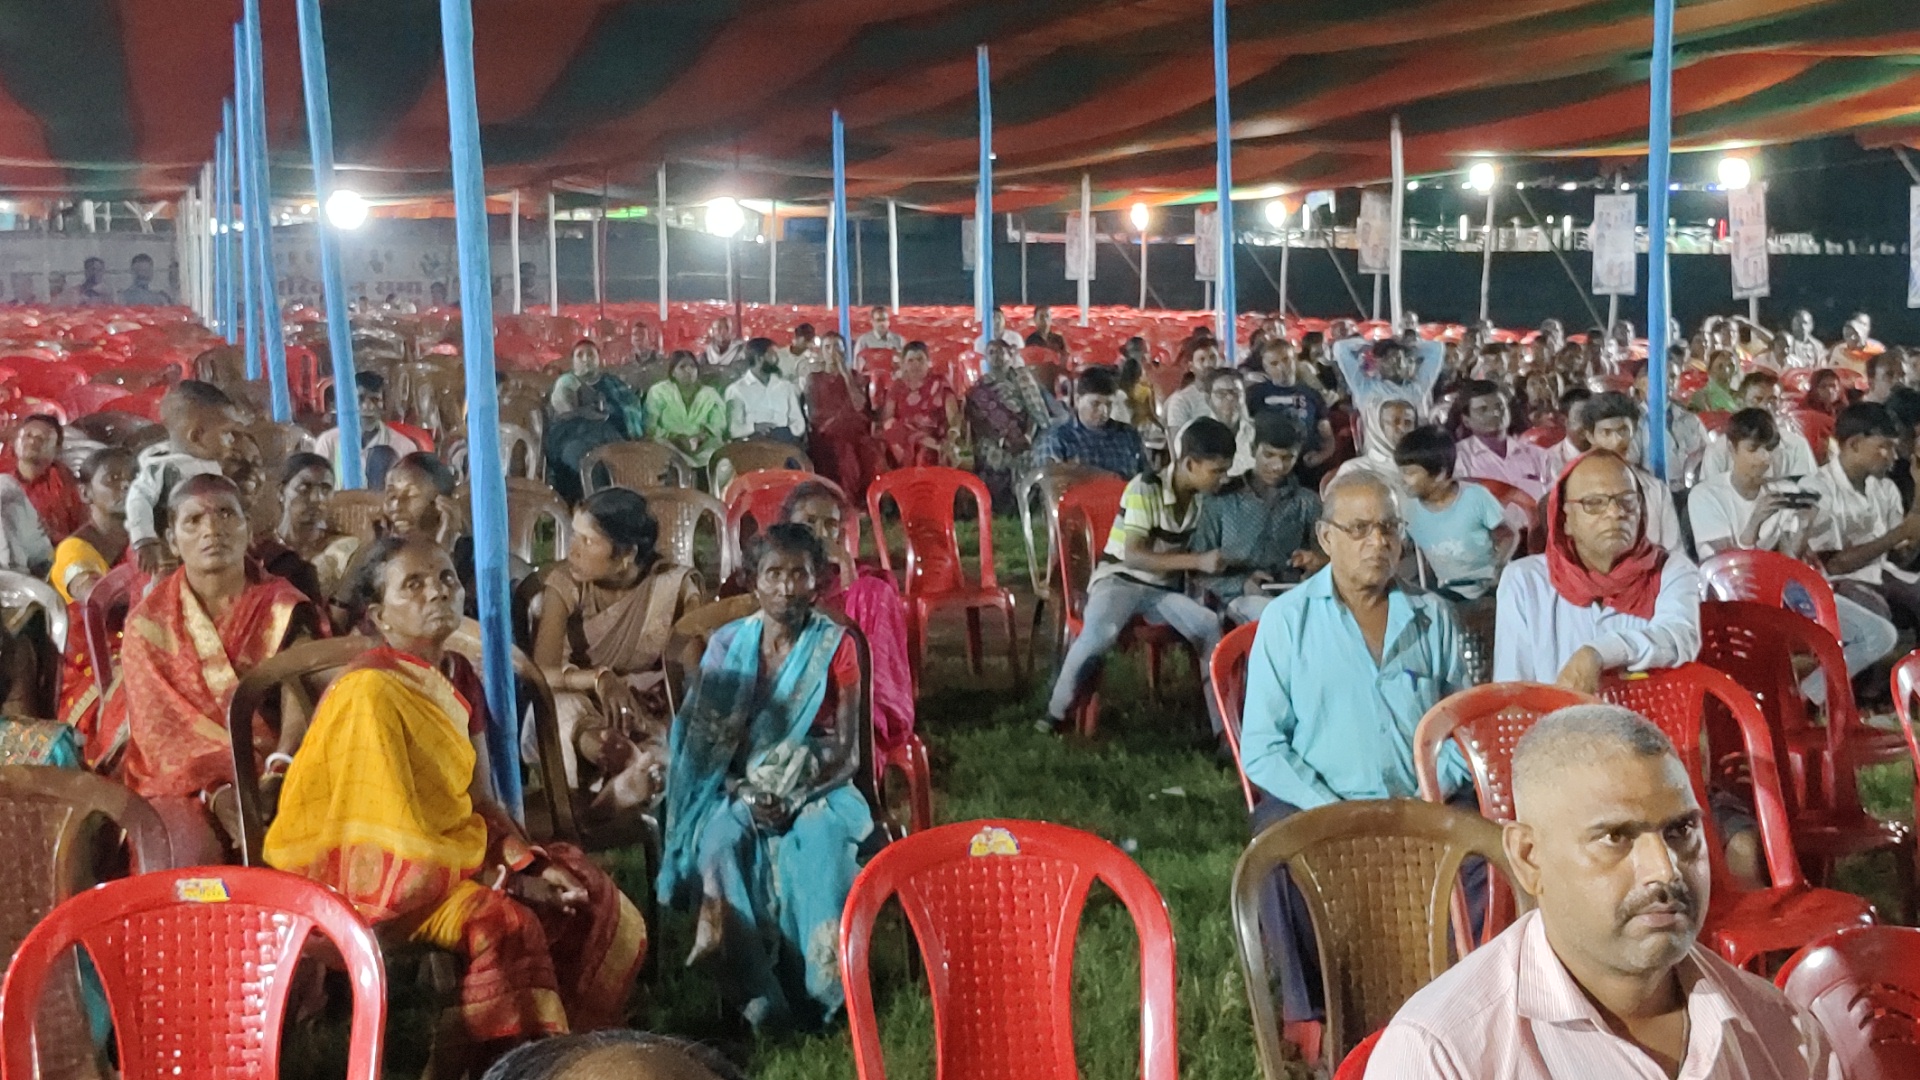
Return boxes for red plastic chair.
[1599,664,1877,968]
[1697,549,1841,641]
[867,467,1019,683]
[840,820,1177,1080]
[1775,926,1920,1080]
[82,563,145,699]
[1700,601,1913,904]
[1,362,86,402]
[1209,622,1259,810]
[1333,1029,1385,1080]
[0,865,386,1080]
[723,468,856,565]
[58,382,132,420]
[1465,477,1540,551]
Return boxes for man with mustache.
[1366,705,1837,1078]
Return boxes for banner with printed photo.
[1065,211,1095,281]
[1194,206,1219,281]
[1910,188,1920,309]
[1356,190,1391,275]
[1591,193,1637,296]
[1727,183,1769,300]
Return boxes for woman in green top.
[645,350,728,466]
[1686,349,1741,414]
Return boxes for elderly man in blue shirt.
[1240,468,1479,1029]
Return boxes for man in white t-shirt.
[311,371,419,486]
[1808,401,1920,630]
[851,305,906,364]
[1698,371,1816,483]
[1161,340,1224,436]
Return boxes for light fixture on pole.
[705,196,746,238]
[1130,202,1150,309]
[1717,155,1752,190]
[1467,161,1496,194]
[324,188,368,230]
[1263,200,1288,229]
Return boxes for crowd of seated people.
[8,300,1920,1080]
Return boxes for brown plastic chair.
[1231,798,1529,1075]
[0,766,174,1080]
[444,621,578,845]
[1014,461,1104,669]
[709,438,813,497]
[502,477,572,564]
[325,489,386,544]
[639,485,729,588]
[581,439,688,493]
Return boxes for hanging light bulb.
[1129,202,1150,232]
[705,196,746,238]
[324,189,369,230]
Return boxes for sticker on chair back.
[968,826,1019,857]
[174,878,232,904]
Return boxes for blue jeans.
[1046,575,1224,730]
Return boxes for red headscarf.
[1545,452,1667,620]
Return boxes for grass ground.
[289,514,1915,1080]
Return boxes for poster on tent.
[1194,206,1219,281]
[1591,194,1637,296]
[1910,188,1920,309]
[1728,183,1769,300]
[1065,211,1095,281]
[1356,190,1391,275]
[961,216,976,272]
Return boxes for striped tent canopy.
[3,0,1917,210]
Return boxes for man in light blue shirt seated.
[1239,468,1479,1028]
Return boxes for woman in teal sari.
[657,522,871,1033]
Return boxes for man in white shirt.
[1161,341,1224,436]
[312,371,419,486]
[724,339,806,442]
[1174,368,1255,475]
[851,306,906,364]
[1368,705,1838,1080]
[777,323,818,382]
[1698,371,1816,483]
[703,317,744,368]
[990,306,1025,352]
[1807,401,1920,629]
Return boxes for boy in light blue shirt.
[1394,424,1516,602]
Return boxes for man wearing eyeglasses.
[1493,452,1700,692]
[1239,469,1480,1030]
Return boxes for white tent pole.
[509,190,522,315]
[827,203,837,309]
[1479,186,1497,322]
[590,206,603,307]
[769,199,779,305]
[887,198,900,311]
[656,164,669,325]
[1389,115,1405,327]
[1078,172,1091,326]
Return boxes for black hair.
[1179,416,1237,463]
[667,349,699,374]
[1836,402,1902,444]
[1074,366,1119,399]
[748,521,826,578]
[1252,410,1306,452]
[1557,386,1593,414]
[480,1029,744,1080]
[578,487,660,567]
[1868,351,1902,385]
[778,479,847,521]
[1724,407,1779,451]
[76,445,134,484]
[354,371,386,395]
[1886,385,1920,433]
[1393,424,1456,477]
[1584,391,1640,428]
[743,338,775,363]
[280,451,333,487]
[793,323,815,337]
[391,451,456,496]
[1737,370,1779,396]
[903,340,930,357]
[1118,355,1143,386]
[349,534,457,613]
[16,413,61,444]
[163,378,236,413]
[1200,367,1244,392]
[165,471,244,514]
[130,253,153,265]
[1444,379,1507,439]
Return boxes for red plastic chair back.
[82,563,145,699]
[1780,368,1816,395]
[867,466,999,598]
[724,468,856,561]
[1892,650,1920,769]
[840,820,1177,1080]
[59,382,132,420]
[1209,622,1259,810]
[1411,682,1591,819]
[0,865,386,1080]
[1697,549,1841,641]
[1052,475,1127,640]
[1333,1029,1386,1080]
[1,362,86,402]
[1775,926,1920,1080]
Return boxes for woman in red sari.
[879,341,958,469]
[803,332,884,500]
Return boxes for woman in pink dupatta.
[777,480,915,753]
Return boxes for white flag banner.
[1357,190,1392,275]
[961,216,976,271]
[1591,193,1637,296]
[1065,211,1095,281]
[1194,206,1220,281]
[1910,188,1920,309]
[1728,183,1770,300]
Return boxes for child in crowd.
[1395,425,1514,602]
[1042,417,1238,736]
[1192,412,1326,623]
[126,380,239,573]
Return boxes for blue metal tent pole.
[1645,0,1676,480]
[214,106,235,344]
[232,31,261,381]
[240,1,293,421]
[1211,0,1238,364]
[976,45,993,365]
[832,111,852,347]
[293,0,363,486]
[438,0,522,820]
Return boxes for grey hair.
[1318,468,1401,521]
[1513,704,1678,814]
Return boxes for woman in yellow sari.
[266,536,646,1068]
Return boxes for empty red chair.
[724,468,856,562]
[1599,664,1877,967]
[1697,549,1840,641]
[0,865,385,1080]
[3,361,87,402]
[840,820,1176,1080]
[1210,621,1259,810]
[867,466,1018,682]
[1775,926,1920,1080]
[59,382,132,420]
[1700,601,1912,901]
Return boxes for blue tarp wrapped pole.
[438,0,522,820]
[832,111,852,347]
[1211,0,1238,364]
[214,106,235,345]
[240,1,293,422]
[976,45,993,364]
[1644,0,1676,480]
[293,0,364,487]
[232,30,260,381]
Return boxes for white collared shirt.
[724,372,807,438]
[1492,552,1702,682]
[1807,456,1916,585]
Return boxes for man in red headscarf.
[1492,452,1700,691]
